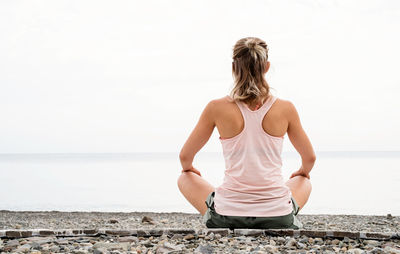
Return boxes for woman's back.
[212,94,294,217]
[214,95,291,141]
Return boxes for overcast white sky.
[1,0,399,153]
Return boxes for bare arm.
[179,100,216,175]
[286,101,316,179]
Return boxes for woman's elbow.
[303,153,316,164]
[309,154,317,163]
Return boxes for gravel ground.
[0,211,399,233]
[0,211,399,253]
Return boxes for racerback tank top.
[213,94,293,217]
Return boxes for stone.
[119,236,139,243]
[264,244,278,253]
[364,239,380,246]
[155,246,173,254]
[93,242,130,251]
[285,238,297,247]
[347,248,364,254]
[234,229,265,237]
[195,244,214,254]
[15,244,31,253]
[331,239,340,245]
[108,219,119,224]
[50,245,60,252]
[141,216,155,224]
[160,219,169,224]
[5,239,19,247]
[184,234,195,240]
[93,248,106,254]
[384,246,400,254]
[163,241,181,251]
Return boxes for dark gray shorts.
[202,191,303,230]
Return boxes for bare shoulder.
[275,98,297,112]
[273,98,299,122]
[208,95,234,110]
[213,95,233,104]
[200,96,232,117]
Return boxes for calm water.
[0,152,399,215]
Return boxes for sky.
[1,0,400,153]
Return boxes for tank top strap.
[231,95,277,120]
[233,99,248,119]
[257,95,277,116]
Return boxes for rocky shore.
[0,211,399,253]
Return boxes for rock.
[142,216,155,224]
[269,239,276,246]
[171,234,183,240]
[387,213,393,219]
[331,239,340,245]
[384,246,400,254]
[31,242,41,250]
[50,245,60,252]
[314,237,324,244]
[93,248,106,254]
[205,232,215,240]
[5,239,19,247]
[160,219,169,224]
[119,236,139,243]
[93,242,130,251]
[195,244,214,254]
[264,245,278,253]
[364,239,380,247]
[277,237,286,244]
[184,234,195,240]
[15,224,22,229]
[108,219,119,224]
[56,239,69,245]
[347,248,364,254]
[156,246,173,254]
[74,249,89,254]
[285,238,297,247]
[163,241,181,251]
[297,242,306,249]
[15,244,31,253]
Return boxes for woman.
[177,37,315,230]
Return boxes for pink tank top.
[213,94,293,217]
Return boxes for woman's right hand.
[290,167,310,179]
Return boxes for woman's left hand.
[181,166,202,177]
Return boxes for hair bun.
[246,40,257,50]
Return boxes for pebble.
[195,243,214,254]
[183,233,195,240]
[108,219,119,224]
[141,216,155,224]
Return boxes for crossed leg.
[177,171,215,216]
[177,171,312,216]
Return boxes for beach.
[0,211,399,253]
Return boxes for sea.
[0,151,399,216]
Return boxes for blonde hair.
[230,37,270,105]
